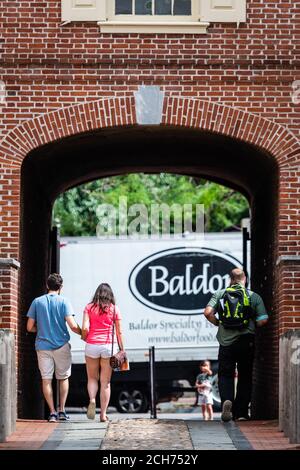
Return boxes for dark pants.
[218,333,255,419]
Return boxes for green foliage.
[53,173,249,236]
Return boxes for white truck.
[60,233,247,412]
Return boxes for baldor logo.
[129,247,242,315]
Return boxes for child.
[195,360,214,421]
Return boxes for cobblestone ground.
[101,419,193,450]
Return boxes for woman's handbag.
[110,350,128,370]
[110,307,129,371]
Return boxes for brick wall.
[0,1,299,137]
[0,1,299,418]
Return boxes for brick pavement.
[0,420,58,450]
[237,421,300,451]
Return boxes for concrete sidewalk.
[40,420,108,450]
[1,416,300,451]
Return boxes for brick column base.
[0,259,20,334]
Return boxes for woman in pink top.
[81,283,124,422]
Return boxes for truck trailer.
[60,233,248,412]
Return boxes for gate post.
[0,330,16,442]
[149,346,157,419]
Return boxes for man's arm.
[204,306,219,326]
[66,315,82,336]
[256,318,268,327]
[81,312,89,341]
[253,293,269,328]
[64,299,81,335]
[26,299,37,332]
[27,318,37,333]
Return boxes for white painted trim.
[0,259,20,269]
[108,0,199,22]
[200,0,247,23]
[61,0,106,22]
[98,21,210,34]
[276,255,300,266]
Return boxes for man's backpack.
[218,284,253,329]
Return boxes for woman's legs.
[85,356,100,402]
[100,358,112,421]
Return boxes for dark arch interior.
[20,125,279,419]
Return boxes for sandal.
[87,401,96,420]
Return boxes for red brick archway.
[1,96,299,167]
[0,95,300,419]
[1,95,300,329]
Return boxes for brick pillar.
[0,258,20,419]
[0,259,20,334]
[277,256,300,334]
[277,257,300,442]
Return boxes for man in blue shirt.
[27,273,82,422]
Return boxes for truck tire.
[116,388,149,413]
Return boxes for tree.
[53,173,249,236]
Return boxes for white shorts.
[85,343,112,359]
[198,393,214,406]
[37,342,72,380]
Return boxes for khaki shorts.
[37,343,72,380]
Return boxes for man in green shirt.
[204,268,269,422]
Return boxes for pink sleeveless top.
[84,303,121,345]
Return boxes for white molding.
[61,0,247,28]
[61,0,106,22]
[98,21,210,34]
[276,255,300,266]
[200,0,247,23]
[0,259,20,269]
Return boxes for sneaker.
[236,416,250,422]
[48,413,57,423]
[87,402,96,420]
[221,400,233,422]
[58,411,70,421]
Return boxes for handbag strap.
[111,304,121,356]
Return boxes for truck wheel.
[116,389,149,413]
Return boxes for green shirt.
[207,284,268,347]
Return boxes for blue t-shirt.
[27,293,74,351]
